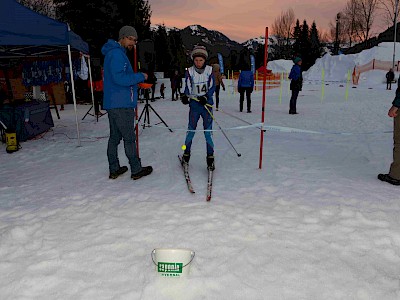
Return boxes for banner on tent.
[250,55,255,74]
[217,53,224,74]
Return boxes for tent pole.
[68,44,81,146]
[87,56,96,120]
[259,27,268,169]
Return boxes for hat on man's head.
[191,45,208,60]
[119,25,138,40]
[293,57,302,64]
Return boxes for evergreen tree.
[299,20,311,70]
[309,21,322,68]
[153,25,172,74]
[254,44,266,70]
[168,30,187,73]
[292,19,301,57]
[53,0,152,60]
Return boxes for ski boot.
[206,155,215,171]
[182,152,190,165]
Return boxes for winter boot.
[183,153,190,164]
[109,166,128,179]
[206,155,215,171]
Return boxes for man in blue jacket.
[378,79,400,185]
[102,25,153,180]
[288,57,303,114]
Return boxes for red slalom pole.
[259,27,268,169]
[134,46,140,157]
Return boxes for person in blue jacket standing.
[378,78,400,185]
[288,57,303,114]
[101,25,153,180]
[237,64,254,113]
[181,45,216,170]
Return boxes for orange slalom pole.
[259,27,268,169]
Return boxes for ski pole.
[190,97,241,157]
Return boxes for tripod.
[137,91,172,132]
[82,104,107,122]
[82,92,107,122]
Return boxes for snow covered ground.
[1,43,400,299]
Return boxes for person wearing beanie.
[101,25,153,180]
[288,56,303,114]
[181,45,216,170]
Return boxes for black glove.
[198,95,207,106]
[181,95,189,105]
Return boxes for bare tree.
[355,0,379,41]
[340,0,360,46]
[17,0,56,18]
[271,8,295,46]
[377,0,400,29]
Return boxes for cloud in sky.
[149,0,348,42]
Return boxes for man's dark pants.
[107,108,141,175]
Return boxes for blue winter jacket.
[238,70,254,89]
[289,64,303,91]
[101,39,145,110]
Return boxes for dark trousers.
[172,88,179,100]
[390,113,400,179]
[215,85,221,108]
[239,88,252,112]
[387,80,392,90]
[107,108,141,175]
[289,89,300,113]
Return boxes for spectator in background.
[288,57,303,114]
[378,79,400,186]
[212,63,225,111]
[170,70,182,101]
[160,83,165,99]
[146,70,157,101]
[237,63,254,113]
[386,68,395,90]
[101,25,153,180]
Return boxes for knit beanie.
[119,25,138,40]
[191,45,208,60]
[293,57,302,64]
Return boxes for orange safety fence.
[352,59,400,84]
[226,71,288,91]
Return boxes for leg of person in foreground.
[202,108,215,170]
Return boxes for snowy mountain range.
[150,24,276,57]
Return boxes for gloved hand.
[198,95,207,106]
[222,86,225,91]
[181,95,189,105]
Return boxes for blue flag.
[217,53,224,74]
[250,55,255,74]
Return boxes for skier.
[181,45,216,170]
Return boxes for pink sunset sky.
[149,0,351,42]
